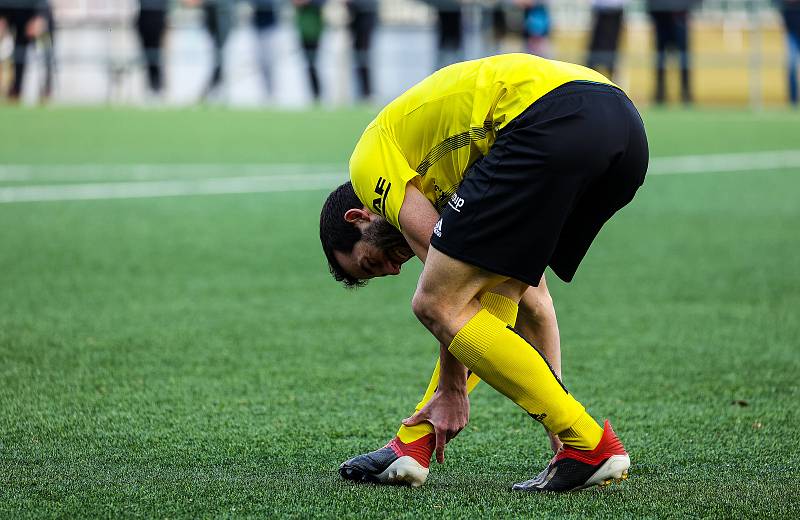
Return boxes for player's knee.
[411,289,447,331]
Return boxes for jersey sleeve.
[349,125,419,230]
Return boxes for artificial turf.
[0,107,798,518]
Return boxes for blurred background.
[1,0,799,108]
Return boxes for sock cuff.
[397,422,434,444]
[448,309,504,367]
[479,292,519,326]
[557,412,602,451]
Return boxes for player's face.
[334,217,414,280]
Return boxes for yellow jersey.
[349,53,615,230]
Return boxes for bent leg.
[339,290,523,486]
[413,246,602,449]
[396,291,520,444]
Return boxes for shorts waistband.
[536,80,626,103]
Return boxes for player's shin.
[448,309,603,451]
[340,294,524,486]
[395,292,520,448]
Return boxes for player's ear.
[343,207,371,224]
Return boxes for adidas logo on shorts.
[433,218,443,238]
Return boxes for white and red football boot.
[512,420,630,492]
[339,434,433,487]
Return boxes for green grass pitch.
[1,107,799,518]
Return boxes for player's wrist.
[436,374,468,394]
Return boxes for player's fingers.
[401,411,427,426]
[435,427,446,464]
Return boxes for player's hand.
[401,388,469,464]
[546,428,563,455]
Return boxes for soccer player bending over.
[319,53,648,492]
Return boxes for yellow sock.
[448,309,602,449]
[478,292,519,326]
[396,359,482,443]
[557,411,603,450]
[396,293,519,444]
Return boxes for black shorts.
[430,81,649,286]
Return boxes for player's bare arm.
[396,182,439,262]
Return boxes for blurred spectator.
[433,1,463,70]
[183,0,234,101]
[777,0,800,105]
[418,0,463,70]
[586,0,625,80]
[487,3,509,55]
[517,0,551,57]
[293,0,325,101]
[345,0,376,100]
[251,0,278,96]
[39,0,52,99]
[0,0,50,101]
[647,0,699,105]
[136,0,169,97]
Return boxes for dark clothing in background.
[649,10,690,104]
[295,1,325,100]
[203,1,233,95]
[647,0,699,104]
[779,1,800,104]
[136,0,168,93]
[436,7,462,54]
[419,0,462,69]
[0,0,48,98]
[347,1,376,99]
[251,0,277,94]
[587,7,624,79]
[252,0,277,30]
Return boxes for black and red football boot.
[339,434,433,487]
[512,420,630,492]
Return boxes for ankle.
[387,434,435,468]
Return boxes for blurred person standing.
[517,0,551,58]
[0,0,50,102]
[419,0,464,70]
[647,0,700,105]
[183,0,234,101]
[136,0,169,97]
[433,1,463,70]
[345,0,376,101]
[293,0,325,101]
[486,2,509,55]
[777,0,800,105]
[250,0,278,97]
[586,0,625,80]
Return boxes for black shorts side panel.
[429,82,649,286]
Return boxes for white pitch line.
[0,149,798,204]
[0,173,346,203]
[0,163,345,182]
[647,149,800,175]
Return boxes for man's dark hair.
[320,181,367,288]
